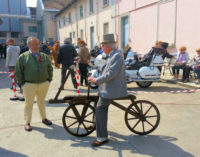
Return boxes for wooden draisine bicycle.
[49,69,160,137]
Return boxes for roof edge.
[55,0,80,17]
[44,9,60,12]
[39,0,45,10]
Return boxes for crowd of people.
[146,41,200,84]
[1,35,200,147]
[1,37,92,89]
[2,38,200,88]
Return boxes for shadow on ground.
[127,85,191,92]
[63,88,98,94]
[0,147,28,157]
[32,123,194,157]
[46,100,69,107]
[33,123,76,141]
[70,131,194,157]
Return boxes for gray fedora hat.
[101,34,116,44]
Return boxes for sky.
[26,0,37,7]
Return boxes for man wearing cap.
[88,34,127,147]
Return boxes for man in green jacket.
[15,37,53,131]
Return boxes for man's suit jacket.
[57,43,77,66]
[96,49,127,99]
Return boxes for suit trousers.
[78,63,88,85]
[23,81,50,123]
[182,66,192,80]
[96,97,111,138]
[61,65,77,88]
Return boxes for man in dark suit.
[57,38,77,89]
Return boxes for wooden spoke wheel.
[125,100,160,135]
[62,101,96,137]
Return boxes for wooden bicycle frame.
[49,68,141,118]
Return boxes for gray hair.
[105,43,116,49]
[64,38,71,44]
[27,37,39,46]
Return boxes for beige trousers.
[22,81,50,123]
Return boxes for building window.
[103,23,109,34]
[28,26,37,33]
[73,32,76,38]
[89,0,94,13]
[59,19,61,28]
[69,32,72,42]
[121,16,129,48]
[63,16,66,26]
[90,26,95,48]
[0,32,7,37]
[48,38,53,42]
[50,15,55,21]
[68,12,71,23]
[80,29,83,39]
[11,32,19,38]
[80,5,83,18]
[103,0,109,7]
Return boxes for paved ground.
[0,58,200,157]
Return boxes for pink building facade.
[115,0,200,56]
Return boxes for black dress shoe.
[91,139,109,147]
[24,123,32,131]
[42,119,52,125]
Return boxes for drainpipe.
[8,0,11,33]
[156,1,160,41]
[135,0,136,9]
[20,0,21,15]
[84,0,87,43]
[174,0,177,45]
[75,6,78,42]
[96,0,99,44]
[19,0,22,42]
[114,0,117,41]
[115,0,120,46]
